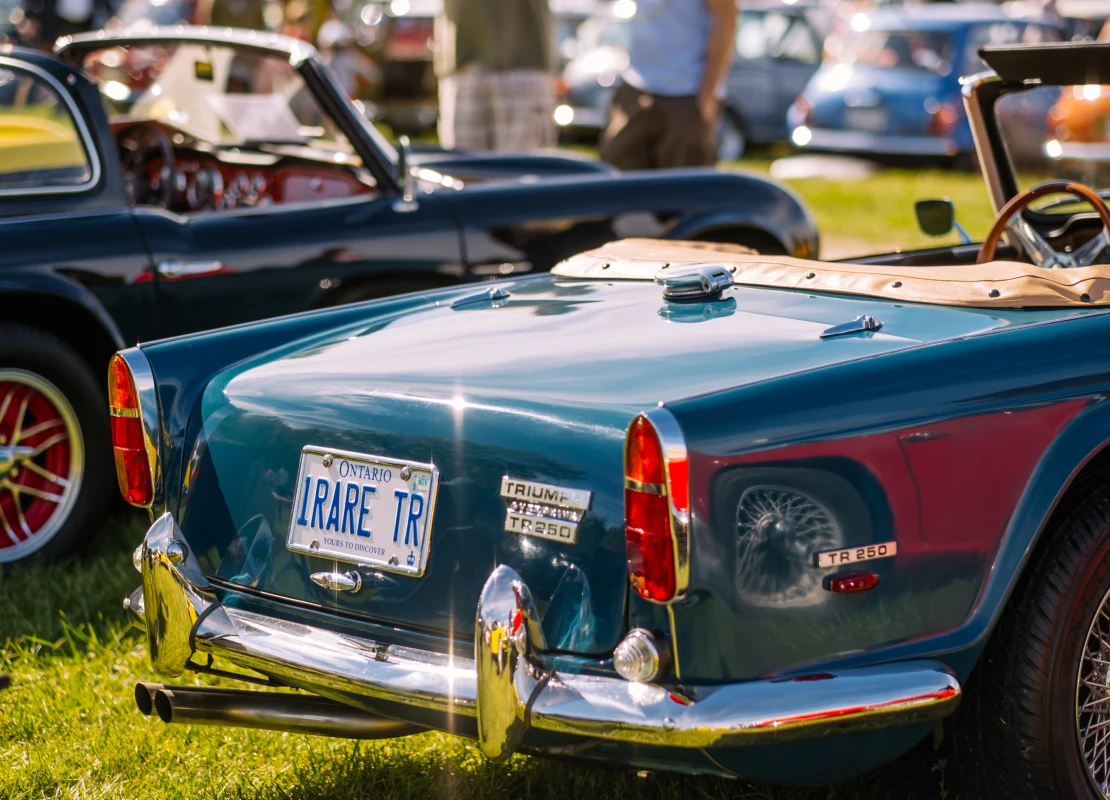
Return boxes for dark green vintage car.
[0,27,817,566]
[115,40,1110,798]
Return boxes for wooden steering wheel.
[977,180,1110,267]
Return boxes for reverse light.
[624,410,689,603]
[108,353,154,506]
[613,628,671,683]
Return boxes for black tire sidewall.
[1048,525,1110,799]
[0,325,112,565]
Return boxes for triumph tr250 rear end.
[119,226,1110,791]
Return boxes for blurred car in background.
[551,0,612,68]
[348,0,438,136]
[1044,81,1110,182]
[1,0,21,44]
[107,0,198,27]
[554,0,829,160]
[787,3,1062,166]
[1006,0,1110,41]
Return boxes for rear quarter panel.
[657,310,1110,684]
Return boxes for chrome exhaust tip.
[134,682,163,716]
[144,683,422,740]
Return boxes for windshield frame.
[55,27,401,191]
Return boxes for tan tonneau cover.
[551,238,1110,308]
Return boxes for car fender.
[0,269,125,351]
[973,398,1110,645]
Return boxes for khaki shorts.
[438,67,556,152]
[599,83,717,170]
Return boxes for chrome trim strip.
[623,477,666,495]
[132,516,962,754]
[157,260,223,279]
[666,605,682,681]
[642,406,691,601]
[114,347,161,511]
[0,56,101,198]
[56,25,319,64]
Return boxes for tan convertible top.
[551,238,1110,308]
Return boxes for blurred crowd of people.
[2,0,747,170]
[3,0,1096,173]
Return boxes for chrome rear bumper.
[130,513,961,756]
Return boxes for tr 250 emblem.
[500,477,592,545]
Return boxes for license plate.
[286,446,439,576]
[844,107,887,133]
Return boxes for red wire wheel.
[0,370,84,564]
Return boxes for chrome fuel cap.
[655,263,734,301]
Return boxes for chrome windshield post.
[961,70,1008,215]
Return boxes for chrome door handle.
[310,570,362,593]
[157,260,223,278]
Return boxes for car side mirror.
[916,198,971,244]
[393,135,418,213]
[916,199,955,236]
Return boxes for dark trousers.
[600,83,717,170]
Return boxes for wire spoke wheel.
[0,369,84,563]
[734,485,842,607]
[1077,582,1110,797]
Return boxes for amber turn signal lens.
[108,354,153,506]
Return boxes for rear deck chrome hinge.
[451,287,511,309]
[820,315,883,339]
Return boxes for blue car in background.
[556,0,830,160]
[787,3,1062,165]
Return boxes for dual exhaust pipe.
[135,682,421,739]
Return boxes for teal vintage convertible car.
[121,41,1110,795]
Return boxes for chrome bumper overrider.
[130,514,961,757]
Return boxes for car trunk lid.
[178,275,1060,655]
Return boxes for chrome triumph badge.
[500,477,592,545]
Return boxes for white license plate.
[844,107,887,133]
[287,446,439,576]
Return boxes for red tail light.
[109,353,153,506]
[624,411,689,603]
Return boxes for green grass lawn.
[728,158,997,260]
[0,161,977,799]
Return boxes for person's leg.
[489,70,556,151]
[599,84,660,171]
[655,94,717,169]
[437,72,458,149]
[445,67,490,151]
